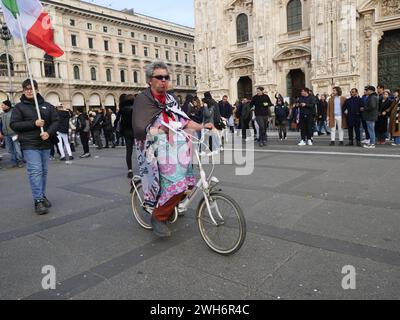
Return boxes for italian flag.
[1,0,64,57]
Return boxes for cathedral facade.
[194,0,400,102]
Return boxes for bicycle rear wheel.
[196,192,246,255]
[131,183,152,230]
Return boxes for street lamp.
[0,21,14,105]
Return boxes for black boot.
[35,200,49,215]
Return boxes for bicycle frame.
[132,120,225,226]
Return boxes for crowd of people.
[1,73,400,218]
[232,85,400,149]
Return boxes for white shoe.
[298,140,306,146]
[307,140,313,146]
[392,143,399,146]
[361,139,370,144]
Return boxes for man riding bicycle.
[132,62,214,238]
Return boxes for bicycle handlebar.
[158,120,216,179]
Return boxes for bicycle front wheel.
[197,192,246,255]
[131,183,152,230]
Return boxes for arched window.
[73,66,80,80]
[0,54,14,76]
[236,14,249,43]
[133,71,139,83]
[106,69,112,82]
[287,0,302,32]
[120,70,125,83]
[90,67,97,81]
[44,54,56,78]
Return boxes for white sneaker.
[362,139,370,144]
[363,144,376,149]
[307,140,313,146]
[298,140,306,146]
[392,143,399,147]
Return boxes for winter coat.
[389,98,400,137]
[0,108,17,136]
[57,110,71,134]
[362,93,379,122]
[250,94,273,117]
[327,96,348,129]
[298,95,316,117]
[10,94,59,150]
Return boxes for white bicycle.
[130,122,246,256]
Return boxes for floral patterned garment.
[135,114,196,208]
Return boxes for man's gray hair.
[146,61,169,82]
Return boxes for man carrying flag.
[10,79,59,215]
[1,0,64,57]
[2,0,63,215]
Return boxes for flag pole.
[15,12,44,134]
[4,39,14,105]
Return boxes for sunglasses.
[152,75,170,81]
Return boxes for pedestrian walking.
[57,104,74,161]
[250,87,273,147]
[0,100,25,168]
[76,107,91,158]
[10,79,59,215]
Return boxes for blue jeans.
[24,149,51,201]
[317,120,330,134]
[366,121,376,145]
[394,137,400,145]
[4,136,24,164]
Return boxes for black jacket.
[363,93,379,122]
[76,113,89,133]
[204,97,221,125]
[298,95,316,117]
[250,94,273,117]
[118,102,134,136]
[91,113,104,130]
[57,110,71,134]
[10,94,59,150]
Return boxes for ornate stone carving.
[381,0,400,17]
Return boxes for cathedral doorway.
[286,69,305,100]
[237,76,253,100]
[378,29,400,91]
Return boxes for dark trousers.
[124,132,134,171]
[93,129,103,148]
[80,132,90,154]
[300,115,313,141]
[348,118,361,142]
[241,118,250,139]
[256,116,268,142]
[104,130,115,148]
[277,121,287,139]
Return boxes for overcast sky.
[86,0,195,27]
